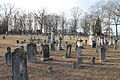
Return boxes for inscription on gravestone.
[27,43,37,62]
[12,48,28,80]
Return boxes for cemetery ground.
[0,35,120,80]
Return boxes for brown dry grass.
[0,35,120,80]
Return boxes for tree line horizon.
[0,0,119,38]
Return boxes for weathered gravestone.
[27,43,37,62]
[76,57,83,66]
[99,45,106,62]
[5,47,12,66]
[41,44,52,61]
[63,44,72,58]
[12,47,28,80]
[91,57,95,64]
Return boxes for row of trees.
[0,0,120,37]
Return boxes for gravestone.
[48,35,51,43]
[50,44,55,51]
[72,62,77,68]
[99,45,106,62]
[63,44,72,58]
[41,44,52,61]
[12,47,28,80]
[5,47,12,66]
[114,40,118,50]
[92,40,96,48]
[96,44,99,53]
[91,57,95,64]
[27,43,37,62]
[57,43,64,50]
[77,47,81,56]
[76,57,83,66]
[105,42,109,51]
[47,66,53,73]
[50,31,55,44]
[3,36,5,39]
[16,40,19,44]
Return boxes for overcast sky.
[0,0,101,13]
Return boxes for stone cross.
[27,43,37,62]
[12,47,28,80]
[41,44,52,61]
[5,47,12,66]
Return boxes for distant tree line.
[0,0,119,37]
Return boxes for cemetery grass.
[0,35,120,80]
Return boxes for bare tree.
[0,3,14,34]
[70,7,82,35]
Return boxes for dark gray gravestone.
[91,57,95,64]
[77,47,81,56]
[12,48,28,80]
[99,45,106,62]
[5,47,12,66]
[27,43,37,62]
[63,44,72,58]
[76,57,83,66]
[41,44,52,61]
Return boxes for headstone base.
[41,58,53,61]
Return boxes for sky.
[0,0,119,34]
[0,0,100,14]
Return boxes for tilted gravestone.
[12,47,28,80]
[5,47,12,66]
[99,45,106,62]
[27,43,37,62]
[63,44,72,58]
[41,44,52,61]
